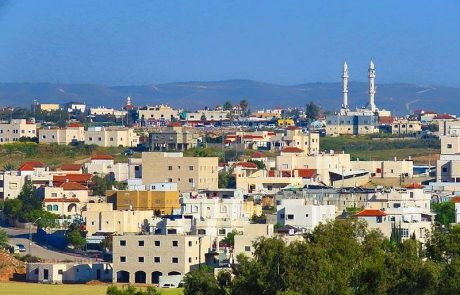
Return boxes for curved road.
[2,226,93,262]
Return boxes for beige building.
[108,190,180,214]
[85,126,139,147]
[43,182,89,217]
[276,152,352,185]
[83,203,156,235]
[89,107,127,118]
[437,135,460,182]
[142,152,218,192]
[39,124,85,145]
[0,171,25,200]
[391,119,422,135]
[351,159,413,178]
[185,109,229,121]
[0,119,37,143]
[236,170,304,194]
[271,128,320,155]
[26,262,112,283]
[38,103,60,112]
[112,234,211,284]
[138,105,179,121]
[149,126,200,151]
[234,224,275,261]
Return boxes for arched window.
[47,205,53,211]
[52,205,58,211]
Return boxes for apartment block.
[142,152,218,192]
[107,189,180,214]
[0,119,37,143]
[112,234,211,284]
[149,126,200,151]
[85,126,139,147]
[138,105,179,121]
[38,123,85,145]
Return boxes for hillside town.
[0,60,459,294]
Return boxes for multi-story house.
[138,105,179,122]
[38,123,85,145]
[148,126,200,151]
[141,152,218,192]
[112,234,211,284]
[0,119,37,143]
[85,126,139,147]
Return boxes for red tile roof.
[19,161,47,170]
[281,147,304,153]
[405,183,424,189]
[59,164,82,171]
[53,174,92,185]
[60,182,88,191]
[295,169,317,178]
[44,198,80,203]
[18,164,35,171]
[450,196,460,203]
[434,114,455,120]
[91,155,114,161]
[355,209,388,217]
[68,122,83,128]
[252,151,264,158]
[234,162,258,169]
[378,116,395,124]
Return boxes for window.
[168,166,172,171]
[188,241,192,247]
[245,246,251,252]
[168,178,173,182]
[58,269,63,275]
[168,229,177,234]
[189,178,194,183]
[442,167,448,172]
[154,241,161,246]
[98,137,102,141]
[189,257,192,263]
[138,257,144,263]
[393,203,401,208]
[110,137,114,141]
[305,214,309,217]
[197,229,206,235]
[172,241,178,247]
[154,257,160,263]
[287,214,294,220]
[172,257,179,263]
[218,229,226,235]
[138,241,144,247]
[189,166,194,171]
[120,240,126,246]
[400,228,409,238]
[448,144,453,149]
[280,214,285,219]
[120,256,126,262]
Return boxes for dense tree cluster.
[184,219,460,295]
[2,181,57,228]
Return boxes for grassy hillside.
[320,135,440,164]
[0,142,135,169]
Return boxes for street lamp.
[29,217,41,256]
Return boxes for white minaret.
[368,59,376,112]
[342,62,349,109]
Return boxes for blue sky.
[0,0,458,86]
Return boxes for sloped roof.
[18,164,34,171]
[450,196,460,203]
[281,147,304,153]
[295,169,317,178]
[68,122,83,128]
[379,116,395,124]
[355,209,388,217]
[234,162,258,169]
[405,183,424,189]
[60,182,88,191]
[53,174,92,184]
[19,161,46,170]
[434,114,455,120]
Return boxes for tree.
[432,202,455,226]
[65,223,86,249]
[221,230,238,248]
[223,101,233,111]
[183,266,222,295]
[218,171,236,189]
[92,175,113,196]
[0,229,9,249]
[306,101,321,121]
[239,100,249,116]
[247,159,265,170]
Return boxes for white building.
[85,126,139,147]
[276,199,336,232]
[0,119,37,143]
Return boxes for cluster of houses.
[3,125,456,285]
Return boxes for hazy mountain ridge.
[0,80,459,115]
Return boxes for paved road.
[2,226,93,262]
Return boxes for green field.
[320,135,440,163]
[1,282,183,295]
[0,142,138,169]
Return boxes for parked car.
[16,244,26,252]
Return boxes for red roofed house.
[53,174,92,187]
[233,162,259,177]
[43,182,89,216]
[271,128,320,155]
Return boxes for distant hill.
[0,80,459,115]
